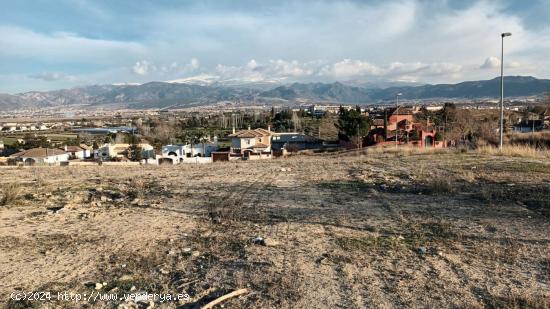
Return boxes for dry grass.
[0,153,548,308]
[367,145,449,156]
[0,183,21,207]
[476,145,550,158]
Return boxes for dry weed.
[0,183,21,206]
[476,145,550,158]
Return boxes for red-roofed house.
[229,127,273,157]
[369,107,443,148]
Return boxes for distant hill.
[260,82,372,103]
[0,76,549,111]
[368,76,550,101]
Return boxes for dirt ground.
[0,150,549,308]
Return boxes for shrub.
[0,183,21,206]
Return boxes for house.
[229,127,273,155]
[162,137,218,158]
[271,133,323,152]
[95,143,154,161]
[369,107,443,148]
[60,144,93,159]
[9,148,69,166]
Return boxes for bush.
[0,183,21,206]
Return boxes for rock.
[191,251,200,257]
[84,282,96,289]
[167,249,177,256]
[95,282,103,290]
[46,206,64,214]
[211,215,221,224]
[182,247,192,254]
[159,268,169,275]
[130,286,136,292]
[252,236,266,246]
[280,168,287,172]
[417,247,427,256]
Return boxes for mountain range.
[1,76,549,111]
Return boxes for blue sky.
[1,0,549,93]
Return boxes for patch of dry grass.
[0,183,21,207]
[367,145,449,156]
[476,145,550,158]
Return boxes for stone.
[192,251,200,257]
[95,282,103,290]
[252,236,266,246]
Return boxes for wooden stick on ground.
[202,288,249,309]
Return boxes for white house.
[229,127,272,155]
[10,148,69,166]
[61,144,93,159]
[162,137,218,158]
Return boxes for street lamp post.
[500,32,512,150]
[395,93,402,148]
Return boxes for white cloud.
[319,59,462,80]
[480,56,521,70]
[2,0,550,92]
[480,56,500,69]
[132,61,154,75]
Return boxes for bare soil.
[1,151,549,308]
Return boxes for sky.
[1,0,549,93]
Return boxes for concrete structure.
[9,148,69,166]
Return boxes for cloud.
[2,0,550,92]
[480,56,521,69]
[480,57,500,69]
[132,60,154,75]
[0,26,145,64]
[319,60,462,80]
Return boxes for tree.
[127,144,143,162]
[337,107,371,147]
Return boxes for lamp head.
[396,93,403,96]
[501,32,512,37]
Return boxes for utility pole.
[500,32,512,150]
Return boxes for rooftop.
[10,148,67,158]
